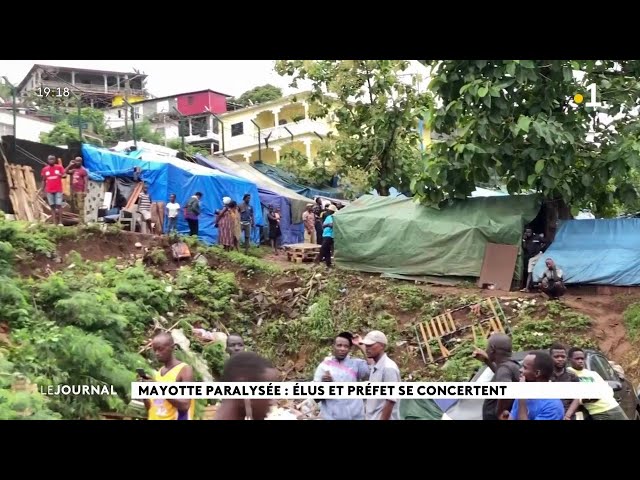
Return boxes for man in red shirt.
[65,156,88,224]
[41,155,65,226]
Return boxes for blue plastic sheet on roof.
[194,154,304,245]
[82,145,263,245]
[532,218,640,286]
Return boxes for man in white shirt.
[357,330,401,420]
[166,193,181,234]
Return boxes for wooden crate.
[285,243,320,263]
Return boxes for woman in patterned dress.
[229,201,242,252]
[216,202,235,251]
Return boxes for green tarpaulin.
[399,399,444,420]
[334,194,542,281]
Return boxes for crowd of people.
[472,334,628,420]
[136,326,629,421]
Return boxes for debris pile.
[248,272,327,322]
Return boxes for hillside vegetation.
[0,217,598,419]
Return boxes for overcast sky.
[1,60,304,97]
[1,60,429,98]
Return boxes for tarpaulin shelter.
[333,194,542,281]
[194,154,310,245]
[82,144,264,245]
[252,161,345,200]
[533,218,640,286]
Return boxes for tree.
[40,121,80,146]
[0,83,12,101]
[166,138,209,156]
[279,144,335,188]
[275,60,431,196]
[229,84,283,107]
[39,107,113,146]
[413,60,640,215]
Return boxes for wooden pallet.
[2,158,45,222]
[413,296,508,364]
[285,243,320,263]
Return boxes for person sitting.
[539,258,566,300]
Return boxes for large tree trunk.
[376,184,390,196]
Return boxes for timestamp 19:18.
[35,87,71,97]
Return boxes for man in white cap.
[357,330,401,420]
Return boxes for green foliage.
[622,302,640,340]
[441,338,487,381]
[0,352,61,420]
[0,241,14,275]
[166,138,209,156]
[205,246,279,274]
[201,342,227,379]
[0,218,75,256]
[230,84,283,107]
[175,265,238,322]
[392,285,435,311]
[0,83,12,100]
[127,120,163,145]
[279,144,335,189]
[39,107,111,146]
[0,276,31,327]
[259,294,336,376]
[415,60,640,214]
[511,303,594,351]
[145,247,168,266]
[275,60,432,196]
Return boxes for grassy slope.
[0,218,601,418]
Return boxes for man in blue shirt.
[315,204,336,268]
[502,351,564,420]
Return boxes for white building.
[0,110,55,143]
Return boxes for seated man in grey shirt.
[357,330,401,420]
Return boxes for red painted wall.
[176,91,228,116]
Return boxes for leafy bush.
[623,302,640,340]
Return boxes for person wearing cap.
[357,330,401,420]
[315,204,337,268]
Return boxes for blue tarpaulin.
[533,218,640,286]
[194,154,306,245]
[82,145,264,245]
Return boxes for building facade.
[16,64,148,109]
[103,89,231,152]
[215,92,333,164]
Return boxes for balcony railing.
[225,119,330,152]
[34,80,145,96]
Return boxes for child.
[166,193,180,233]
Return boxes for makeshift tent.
[252,161,345,200]
[532,218,640,286]
[82,145,264,245]
[334,194,542,281]
[194,154,308,245]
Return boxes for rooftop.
[219,91,312,117]
[123,89,233,106]
[18,64,148,91]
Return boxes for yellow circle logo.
[574,93,584,104]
